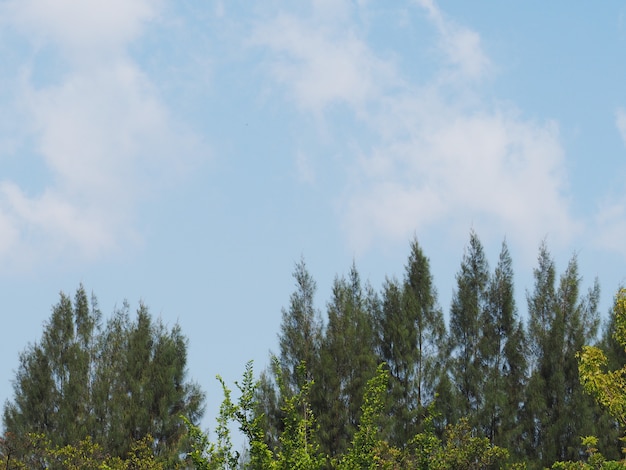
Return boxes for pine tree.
[3,286,204,465]
[312,263,378,458]
[448,230,489,422]
[4,286,101,449]
[374,238,445,446]
[554,256,600,461]
[523,245,601,467]
[278,258,323,391]
[479,241,527,456]
[94,302,205,463]
[522,241,557,465]
[255,258,323,452]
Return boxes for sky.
[1,0,626,445]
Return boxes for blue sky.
[1,0,626,444]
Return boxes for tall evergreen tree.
[313,263,378,458]
[374,238,445,446]
[448,230,489,422]
[522,245,601,467]
[4,287,101,448]
[256,258,323,451]
[479,241,527,456]
[522,241,557,465]
[554,256,600,461]
[3,286,204,465]
[278,258,323,391]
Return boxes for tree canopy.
[2,233,626,469]
[3,285,204,466]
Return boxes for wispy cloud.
[0,0,201,269]
[4,0,159,57]
[254,1,578,257]
[250,10,398,114]
[415,0,491,81]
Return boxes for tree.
[374,238,445,446]
[4,287,101,450]
[522,241,558,466]
[256,259,324,451]
[337,364,389,470]
[579,287,626,431]
[448,230,490,422]
[312,263,378,458]
[589,290,626,460]
[278,258,323,390]
[523,245,601,467]
[3,285,205,465]
[184,360,326,470]
[479,240,527,455]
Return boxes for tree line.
[257,231,622,468]
[1,230,625,468]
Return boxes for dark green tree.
[3,286,204,465]
[278,258,323,390]
[522,241,557,466]
[255,259,323,451]
[374,238,445,447]
[448,230,490,423]
[522,245,601,468]
[312,263,378,458]
[479,240,527,456]
[4,287,101,449]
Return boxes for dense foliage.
[2,286,204,467]
[256,233,623,468]
[2,232,626,469]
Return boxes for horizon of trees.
[1,230,625,469]
[258,230,623,469]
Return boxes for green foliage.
[0,433,166,469]
[278,258,323,391]
[449,230,490,422]
[337,364,388,470]
[430,418,509,470]
[4,235,625,469]
[551,436,626,469]
[313,263,378,457]
[183,360,326,470]
[578,289,626,426]
[480,241,527,454]
[258,259,323,452]
[3,285,204,465]
[374,239,446,446]
[523,246,601,467]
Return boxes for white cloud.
[345,103,578,255]
[4,0,159,58]
[415,0,491,81]
[0,0,202,268]
[255,1,578,257]
[617,107,626,147]
[250,12,398,114]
